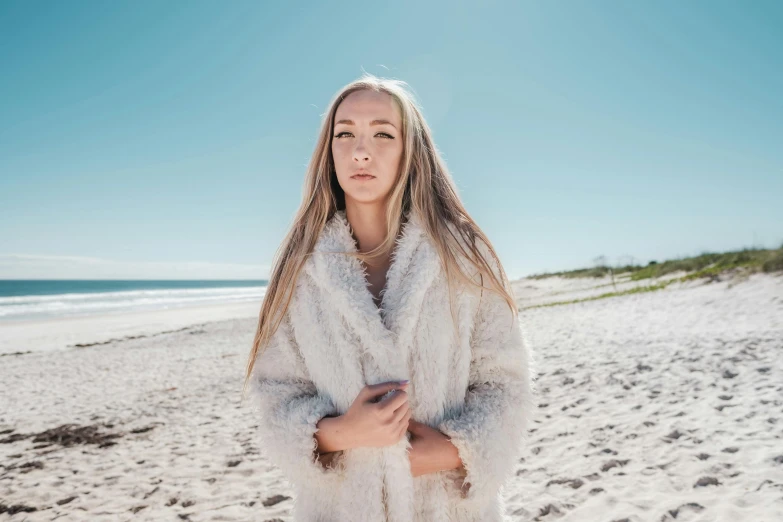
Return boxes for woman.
[242,74,535,522]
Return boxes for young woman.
[242,74,535,522]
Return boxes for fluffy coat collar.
[303,209,444,381]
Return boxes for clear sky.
[1,0,781,280]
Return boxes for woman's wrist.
[408,434,464,477]
[314,414,355,453]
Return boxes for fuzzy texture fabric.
[248,209,536,522]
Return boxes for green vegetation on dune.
[762,248,783,272]
[629,248,781,281]
[522,244,783,310]
[529,265,634,280]
[529,245,783,282]
[525,280,673,309]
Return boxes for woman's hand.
[407,419,464,478]
[338,381,412,449]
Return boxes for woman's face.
[331,90,404,208]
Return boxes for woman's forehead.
[335,91,401,124]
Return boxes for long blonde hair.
[241,73,516,399]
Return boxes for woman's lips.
[351,174,375,180]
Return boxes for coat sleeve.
[437,261,536,506]
[247,308,345,485]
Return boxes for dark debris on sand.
[1,422,160,469]
[32,423,124,448]
[0,422,140,451]
[0,503,38,515]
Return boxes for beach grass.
[529,245,783,282]
[524,280,674,309]
[523,245,783,310]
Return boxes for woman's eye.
[333,132,394,139]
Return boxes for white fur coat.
[249,210,535,522]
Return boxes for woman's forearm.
[409,436,465,477]
[314,414,355,453]
[430,437,463,472]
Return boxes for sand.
[1,272,781,521]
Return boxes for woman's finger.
[400,408,412,427]
[392,402,408,424]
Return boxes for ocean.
[0,280,267,322]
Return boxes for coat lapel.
[303,209,442,383]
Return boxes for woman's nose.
[352,145,370,162]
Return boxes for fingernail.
[399,380,409,385]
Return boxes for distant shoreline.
[0,300,259,355]
[0,280,266,323]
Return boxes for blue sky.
[1,0,781,280]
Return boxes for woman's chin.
[344,192,389,206]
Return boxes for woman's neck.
[344,202,388,254]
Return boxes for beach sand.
[1,272,782,521]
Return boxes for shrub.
[762,250,783,273]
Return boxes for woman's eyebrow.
[335,119,397,130]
